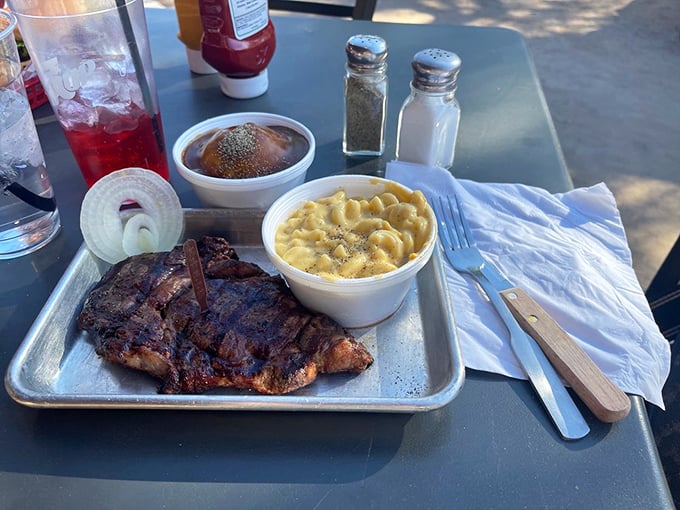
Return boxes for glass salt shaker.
[395,49,462,168]
[343,35,388,157]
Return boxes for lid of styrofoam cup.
[218,69,269,99]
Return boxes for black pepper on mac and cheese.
[274,184,432,279]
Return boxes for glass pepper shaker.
[395,49,462,168]
[343,35,388,157]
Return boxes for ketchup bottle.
[198,0,276,99]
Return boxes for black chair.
[647,234,680,342]
[268,0,377,20]
[646,233,680,506]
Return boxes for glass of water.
[0,10,60,259]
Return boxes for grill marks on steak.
[77,237,373,395]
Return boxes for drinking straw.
[115,0,164,153]
[0,163,57,212]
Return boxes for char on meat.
[77,237,373,394]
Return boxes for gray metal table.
[0,9,672,510]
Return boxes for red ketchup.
[198,0,276,99]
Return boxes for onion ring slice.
[122,213,160,257]
[80,168,184,264]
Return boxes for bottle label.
[228,0,269,40]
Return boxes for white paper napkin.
[386,161,671,408]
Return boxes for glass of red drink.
[7,0,169,187]
[61,103,169,187]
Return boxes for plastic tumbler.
[0,10,60,259]
[7,0,170,187]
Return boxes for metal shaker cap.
[345,35,388,71]
[411,48,462,92]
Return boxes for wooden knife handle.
[500,287,631,423]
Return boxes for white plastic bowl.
[262,175,437,328]
[172,112,315,209]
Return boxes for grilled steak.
[77,237,373,394]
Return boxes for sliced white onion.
[80,167,184,264]
[122,213,160,256]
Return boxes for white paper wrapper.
[386,161,670,408]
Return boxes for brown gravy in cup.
[182,122,309,179]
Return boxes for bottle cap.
[185,48,217,75]
[218,69,269,99]
[411,49,461,92]
[345,35,388,71]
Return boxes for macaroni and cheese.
[275,184,432,279]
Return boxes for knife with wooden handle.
[499,287,631,422]
[479,259,631,422]
[479,264,630,423]
[471,268,590,439]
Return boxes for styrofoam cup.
[172,112,315,209]
[262,175,437,328]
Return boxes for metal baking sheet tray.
[5,209,465,412]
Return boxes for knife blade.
[480,261,631,423]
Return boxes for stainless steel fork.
[429,191,590,440]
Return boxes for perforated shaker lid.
[411,48,462,92]
[345,35,388,71]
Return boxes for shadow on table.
[465,369,615,449]
[3,407,413,483]
[1,369,620,486]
